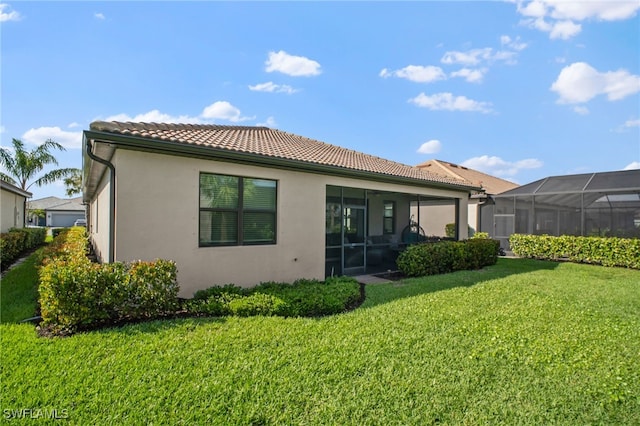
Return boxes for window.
[383,201,395,234]
[199,173,277,246]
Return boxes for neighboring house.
[492,169,640,249]
[1,180,32,233]
[27,196,85,227]
[413,159,519,237]
[83,121,480,297]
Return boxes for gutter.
[84,135,116,263]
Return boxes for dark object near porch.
[401,222,427,244]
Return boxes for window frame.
[382,200,395,235]
[199,172,277,247]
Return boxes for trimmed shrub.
[396,239,500,278]
[471,232,490,239]
[510,234,640,269]
[228,293,288,317]
[38,227,179,333]
[1,227,47,267]
[51,227,70,238]
[186,276,361,318]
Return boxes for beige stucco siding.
[96,149,470,297]
[89,170,111,261]
[1,189,26,232]
[111,150,326,297]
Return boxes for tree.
[63,168,83,197]
[0,138,77,192]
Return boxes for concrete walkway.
[353,274,392,285]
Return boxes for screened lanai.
[490,170,640,249]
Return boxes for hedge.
[38,227,179,334]
[509,234,640,269]
[1,227,47,268]
[188,277,362,318]
[396,239,500,277]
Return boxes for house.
[492,169,640,249]
[27,196,85,227]
[83,121,481,297]
[1,180,32,233]
[414,159,519,237]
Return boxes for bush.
[1,227,47,268]
[38,227,179,333]
[396,239,500,278]
[186,276,361,318]
[509,234,640,269]
[471,232,490,239]
[51,227,69,238]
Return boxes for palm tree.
[0,138,77,191]
[63,168,83,197]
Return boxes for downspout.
[85,137,116,263]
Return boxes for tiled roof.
[89,121,477,189]
[28,196,84,211]
[416,159,518,195]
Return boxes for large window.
[199,173,277,246]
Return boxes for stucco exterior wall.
[89,170,111,262]
[111,150,327,297]
[94,149,471,297]
[1,189,26,232]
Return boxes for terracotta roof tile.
[89,121,478,189]
[416,159,518,195]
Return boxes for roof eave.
[83,130,481,193]
[0,180,32,198]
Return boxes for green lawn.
[1,256,639,424]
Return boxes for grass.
[0,241,50,323]
[1,254,639,424]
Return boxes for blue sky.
[1,1,639,200]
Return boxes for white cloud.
[256,116,277,128]
[22,127,83,150]
[265,50,321,77]
[573,106,589,115]
[94,12,105,20]
[105,101,254,124]
[201,101,254,123]
[0,125,5,134]
[248,81,298,94]
[105,109,201,123]
[379,65,446,83]
[441,48,493,66]
[409,92,493,113]
[461,155,543,177]
[417,139,442,154]
[613,118,640,132]
[547,0,640,21]
[0,3,20,22]
[516,0,640,39]
[624,161,640,170]
[517,0,548,18]
[500,35,528,51]
[549,20,582,39]
[623,119,640,128]
[441,47,519,66]
[551,62,640,104]
[68,122,81,128]
[450,68,487,83]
